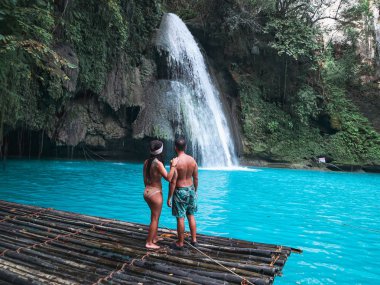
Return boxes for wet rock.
[362,165,380,173]
[85,135,106,148]
[56,103,88,146]
[55,44,79,93]
[132,80,185,141]
[100,56,156,112]
[56,98,126,148]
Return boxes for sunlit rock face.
[133,13,238,167]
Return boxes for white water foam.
[199,166,262,172]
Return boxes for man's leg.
[176,217,185,247]
[187,214,197,243]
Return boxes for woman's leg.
[145,193,163,249]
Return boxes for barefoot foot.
[145,242,160,249]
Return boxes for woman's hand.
[167,197,172,208]
[170,157,178,168]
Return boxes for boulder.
[56,97,126,148]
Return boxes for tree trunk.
[38,129,45,159]
[283,56,288,105]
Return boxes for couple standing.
[143,137,198,250]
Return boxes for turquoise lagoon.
[1,160,380,284]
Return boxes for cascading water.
[155,13,238,167]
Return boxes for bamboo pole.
[0,259,73,285]
[0,200,300,285]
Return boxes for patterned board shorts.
[172,185,197,218]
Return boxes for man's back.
[175,154,197,188]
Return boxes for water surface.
[1,160,379,284]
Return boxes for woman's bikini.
[143,158,162,199]
[143,185,162,199]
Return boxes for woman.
[143,140,177,249]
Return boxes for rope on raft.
[91,248,168,285]
[159,226,257,285]
[91,228,259,285]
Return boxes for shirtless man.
[167,137,198,249]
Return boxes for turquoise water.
[1,160,380,284]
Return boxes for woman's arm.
[167,170,177,208]
[143,160,148,186]
[157,158,178,182]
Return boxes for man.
[167,137,198,249]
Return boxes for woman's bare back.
[145,159,163,189]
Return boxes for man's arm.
[167,170,177,207]
[193,162,198,191]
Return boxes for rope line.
[183,238,257,285]
[91,249,167,285]
[160,225,257,285]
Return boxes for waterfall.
[155,13,238,167]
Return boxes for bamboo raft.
[0,200,301,285]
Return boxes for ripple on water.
[1,160,380,284]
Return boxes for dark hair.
[146,140,164,181]
[175,137,186,151]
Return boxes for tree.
[0,0,71,157]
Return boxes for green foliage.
[322,44,360,88]
[240,68,380,165]
[0,0,70,141]
[322,83,380,164]
[240,81,325,162]
[163,0,198,20]
[125,0,162,64]
[265,17,320,61]
[291,86,320,125]
[64,0,128,93]
[0,0,162,149]
[321,40,380,163]
[342,0,373,22]
[223,0,276,34]
[64,0,161,93]
[0,0,54,45]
